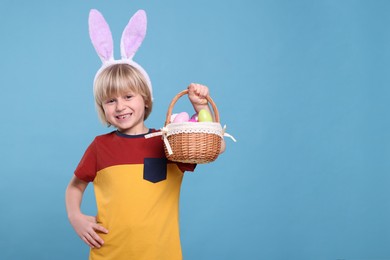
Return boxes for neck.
[117,126,149,136]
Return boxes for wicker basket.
[162,89,223,164]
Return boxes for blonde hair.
[93,63,153,125]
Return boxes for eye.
[125,94,133,100]
[105,98,116,104]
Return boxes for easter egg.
[170,113,178,123]
[198,109,213,122]
[172,112,190,123]
[189,113,198,122]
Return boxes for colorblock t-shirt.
[74,130,195,260]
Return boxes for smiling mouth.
[116,113,131,120]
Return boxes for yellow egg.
[198,109,213,122]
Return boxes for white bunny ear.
[120,10,147,60]
[89,9,114,62]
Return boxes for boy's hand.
[187,83,226,154]
[188,83,209,112]
[69,213,108,249]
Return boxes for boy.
[65,10,224,259]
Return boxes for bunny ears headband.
[89,9,153,99]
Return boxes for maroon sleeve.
[177,162,197,172]
[74,140,97,182]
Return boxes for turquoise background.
[1,0,389,259]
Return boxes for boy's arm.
[187,83,210,113]
[187,83,226,153]
[65,176,108,248]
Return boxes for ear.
[120,10,147,60]
[89,9,114,62]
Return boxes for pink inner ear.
[89,9,114,62]
[121,10,147,60]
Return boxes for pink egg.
[172,112,190,123]
[189,113,198,122]
[170,113,178,123]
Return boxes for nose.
[115,99,125,111]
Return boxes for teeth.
[117,114,130,119]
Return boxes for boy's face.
[102,91,147,135]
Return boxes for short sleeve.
[74,140,97,182]
[177,162,196,172]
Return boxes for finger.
[189,83,202,93]
[94,224,109,234]
[90,231,105,247]
[85,233,103,248]
[188,83,196,91]
[196,84,204,95]
[200,90,208,99]
[81,235,96,249]
[201,86,209,97]
[194,84,208,97]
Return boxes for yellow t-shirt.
[74,130,195,260]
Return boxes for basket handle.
[164,89,220,126]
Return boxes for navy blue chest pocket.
[143,158,167,183]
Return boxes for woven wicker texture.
[164,90,222,164]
